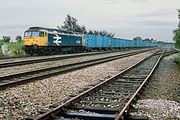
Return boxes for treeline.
[173,9,180,49]
[57,15,115,38]
[132,36,164,44]
[0,35,22,43]
[133,36,154,41]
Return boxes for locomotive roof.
[28,27,82,36]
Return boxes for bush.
[8,42,26,57]
[0,41,26,57]
[173,55,180,65]
[0,40,5,56]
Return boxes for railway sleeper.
[122,71,150,75]
[115,79,144,83]
[83,95,123,99]
[60,110,117,120]
[101,88,137,93]
[67,106,119,114]
[126,69,151,72]
[109,82,141,86]
[96,91,135,95]
[99,87,137,92]
[83,100,121,105]
[120,75,147,79]
[105,86,140,93]
[79,98,123,104]
[117,78,145,81]
[107,84,139,88]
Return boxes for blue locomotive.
[24,27,158,55]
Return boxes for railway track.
[0,51,112,68]
[0,49,149,68]
[0,49,155,90]
[27,49,167,120]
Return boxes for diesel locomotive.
[23,27,159,55]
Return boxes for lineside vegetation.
[173,9,180,64]
[0,37,25,58]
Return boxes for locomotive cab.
[24,30,48,55]
[24,31,48,46]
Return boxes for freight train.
[24,27,159,55]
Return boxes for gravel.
[0,49,151,77]
[0,49,146,64]
[0,51,155,120]
[0,51,104,63]
[131,53,180,120]
[131,99,180,120]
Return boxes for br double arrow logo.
[53,34,61,46]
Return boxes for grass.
[173,45,180,65]
[0,41,26,58]
[174,55,180,65]
[173,48,180,65]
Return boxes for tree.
[133,37,142,41]
[99,30,108,36]
[173,28,180,48]
[57,14,87,33]
[88,30,94,34]
[173,9,180,49]
[143,38,152,42]
[93,30,99,36]
[16,35,22,43]
[107,33,115,38]
[2,36,11,42]
[87,30,115,38]
[58,15,115,38]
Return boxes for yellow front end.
[24,31,48,46]
[24,37,48,46]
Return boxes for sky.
[0,0,179,42]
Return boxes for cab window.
[39,32,44,37]
[24,32,31,37]
[32,32,40,37]
[45,32,48,37]
[24,31,45,37]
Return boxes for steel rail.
[115,49,166,120]
[0,48,155,68]
[0,49,153,90]
[32,50,161,120]
[0,51,120,68]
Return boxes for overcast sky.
[0,0,179,42]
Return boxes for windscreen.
[24,31,44,37]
